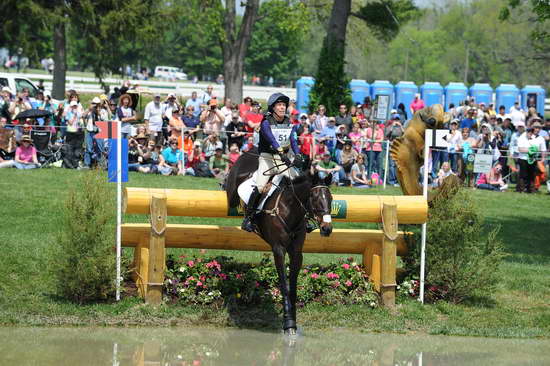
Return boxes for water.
[0,327,549,365]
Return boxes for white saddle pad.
[238,171,283,211]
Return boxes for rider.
[241,93,304,232]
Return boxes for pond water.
[0,327,549,365]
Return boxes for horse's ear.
[324,173,333,186]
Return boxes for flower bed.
[165,253,378,308]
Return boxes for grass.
[0,168,549,338]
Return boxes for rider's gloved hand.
[280,154,292,167]
[294,154,305,169]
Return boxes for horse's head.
[309,172,333,237]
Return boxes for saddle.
[237,171,283,212]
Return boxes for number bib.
[271,124,293,148]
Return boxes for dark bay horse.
[225,151,333,334]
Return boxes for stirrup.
[241,216,255,232]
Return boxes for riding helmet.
[267,93,290,113]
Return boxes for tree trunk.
[221,0,259,103]
[52,20,66,100]
[327,0,351,50]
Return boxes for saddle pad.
[237,171,282,211]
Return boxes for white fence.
[18,73,296,101]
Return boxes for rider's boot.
[241,187,261,232]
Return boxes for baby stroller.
[30,129,62,168]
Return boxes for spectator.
[201,99,224,135]
[83,97,107,169]
[209,147,229,180]
[9,92,32,122]
[62,100,84,169]
[127,134,151,173]
[162,93,180,122]
[239,96,253,118]
[348,123,362,153]
[169,107,184,148]
[313,105,328,133]
[350,154,369,188]
[314,140,328,157]
[0,87,14,122]
[509,101,525,127]
[182,130,194,156]
[220,97,233,126]
[476,163,506,191]
[319,117,337,152]
[185,92,202,118]
[116,94,136,139]
[335,104,352,133]
[243,101,263,133]
[201,85,214,104]
[227,143,241,168]
[410,93,425,116]
[460,108,477,132]
[14,135,40,169]
[158,137,185,175]
[298,124,314,164]
[315,152,341,186]
[140,139,160,173]
[226,111,247,148]
[397,103,408,122]
[203,133,223,160]
[339,141,358,184]
[182,105,201,138]
[435,162,455,187]
[144,93,164,145]
[447,120,461,172]
[241,136,255,152]
[385,114,405,186]
[363,120,384,180]
[517,123,546,193]
[186,141,207,176]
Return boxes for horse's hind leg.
[272,244,294,332]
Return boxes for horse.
[225,150,334,334]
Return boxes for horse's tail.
[225,147,259,208]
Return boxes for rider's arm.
[259,120,281,152]
[290,124,300,155]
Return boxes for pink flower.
[310,273,320,279]
[193,360,201,366]
[219,273,227,280]
[255,281,260,288]
[342,263,350,270]
[199,275,206,282]
[303,269,309,274]
[206,260,221,271]
[187,260,195,268]
[331,280,340,288]
[326,272,340,280]
[235,273,243,280]
[345,280,353,287]
[196,281,203,287]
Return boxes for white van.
[0,73,40,97]
[154,66,187,80]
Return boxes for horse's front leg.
[272,244,294,332]
[288,233,305,327]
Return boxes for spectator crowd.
[0,84,548,194]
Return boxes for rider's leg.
[241,153,274,232]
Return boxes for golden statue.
[390,104,460,200]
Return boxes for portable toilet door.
[394,81,418,118]
[349,79,370,106]
[521,85,546,117]
[470,83,493,106]
[420,82,444,107]
[295,76,315,113]
[370,80,394,111]
[495,84,519,113]
[445,82,468,111]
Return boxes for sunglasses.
[170,142,178,145]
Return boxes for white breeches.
[256,153,298,192]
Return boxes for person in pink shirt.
[348,122,362,153]
[14,135,40,169]
[410,93,425,116]
[362,120,384,180]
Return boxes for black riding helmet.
[267,93,290,113]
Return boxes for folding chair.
[30,130,60,168]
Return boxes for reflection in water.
[1,327,550,366]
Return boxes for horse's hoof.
[284,327,297,336]
[283,319,297,331]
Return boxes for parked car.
[153,66,187,80]
[0,73,40,97]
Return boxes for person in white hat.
[82,96,108,168]
[144,93,165,145]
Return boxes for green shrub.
[50,170,116,303]
[402,189,506,304]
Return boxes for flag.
[108,138,128,183]
[96,121,118,139]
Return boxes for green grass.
[0,169,549,338]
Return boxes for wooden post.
[381,203,398,307]
[136,235,149,298]
[145,194,167,305]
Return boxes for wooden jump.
[122,188,427,307]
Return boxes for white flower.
[178,266,186,272]
[167,279,173,285]
[352,262,357,267]
[369,301,376,308]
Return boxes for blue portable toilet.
[470,83,493,106]
[370,80,394,108]
[445,82,468,111]
[349,79,370,105]
[394,81,418,116]
[420,82,444,107]
[521,85,546,117]
[295,76,315,113]
[495,84,519,113]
